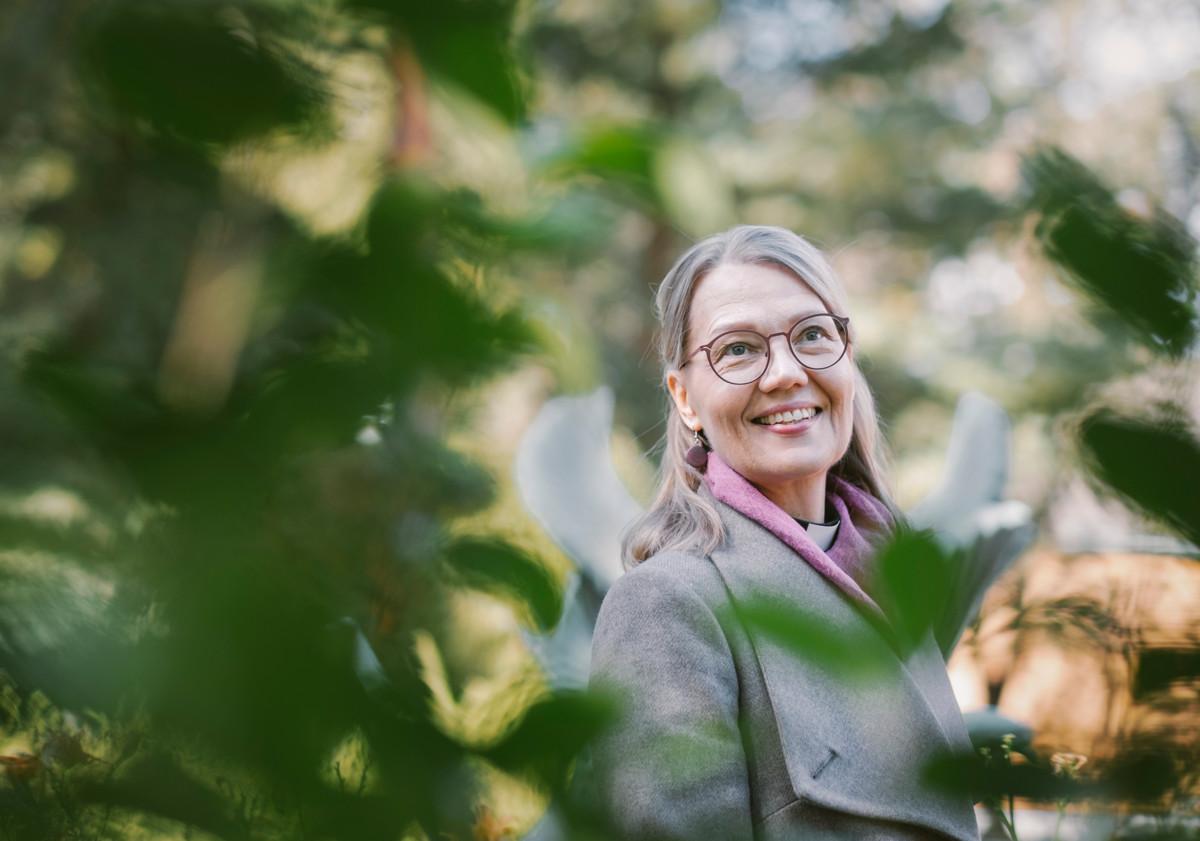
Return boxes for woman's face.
[667,261,856,512]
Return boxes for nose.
[757,334,810,391]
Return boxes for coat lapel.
[706,499,979,841]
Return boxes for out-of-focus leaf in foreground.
[874,528,955,657]
[1077,407,1200,550]
[542,124,666,211]
[923,747,1079,803]
[79,1,327,145]
[1024,147,1198,357]
[341,0,527,123]
[296,182,539,391]
[1096,750,1180,804]
[442,538,563,632]
[483,689,618,792]
[75,753,247,841]
[809,6,964,82]
[925,741,1189,807]
[1134,645,1200,700]
[721,597,897,683]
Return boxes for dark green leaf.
[809,8,964,82]
[75,753,247,840]
[721,596,897,681]
[1078,408,1200,549]
[922,748,1080,803]
[542,124,665,209]
[875,529,955,656]
[1024,147,1198,357]
[79,1,327,145]
[483,690,618,790]
[1134,646,1200,699]
[341,0,526,122]
[442,538,562,631]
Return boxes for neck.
[756,473,828,523]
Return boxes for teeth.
[755,407,818,425]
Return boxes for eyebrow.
[705,310,828,337]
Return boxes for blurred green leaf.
[437,189,616,257]
[483,689,618,791]
[875,529,955,656]
[341,0,526,123]
[925,741,1189,806]
[75,753,247,840]
[442,538,562,631]
[1093,743,1188,804]
[721,596,896,682]
[542,124,665,210]
[1078,407,1200,549]
[297,182,539,388]
[0,788,54,841]
[1134,646,1200,699]
[1025,147,1198,357]
[79,1,327,145]
[922,747,1079,803]
[810,7,964,82]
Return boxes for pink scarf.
[702,451,895,620]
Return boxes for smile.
[752,407,821,426]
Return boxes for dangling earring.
[685,428,709,471]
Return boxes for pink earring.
[685,428,709,471]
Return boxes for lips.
[752,406,822,426]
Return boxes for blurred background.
[0,0,1198,838]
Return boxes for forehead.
[688,261,827,337]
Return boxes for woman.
[588,226,979,841]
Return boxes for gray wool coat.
[588,493,981,841]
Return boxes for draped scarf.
[702,451,896,622]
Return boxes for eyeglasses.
[681,313,850,385]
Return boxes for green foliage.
[0,0,580,838]
[543,124,667,211]
[809,7,965,82]
[443,538,562,632]
[1025,147,1199,358]
[482,690,617,792]
[79,0,329,147]
[1076,408,1200,549]
[2,0,1199,836]
[342,0,527,122]
[720,595,898,682]
[925,737,1193,812]
[874,528,955,657]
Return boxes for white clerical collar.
[794,514,840,551]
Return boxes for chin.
[765,446,837,473]
[746,457,833,486]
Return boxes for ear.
[665,368,701,432]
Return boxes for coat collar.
[702,451,891,619]
[702,489,979,841]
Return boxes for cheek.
[697,390,748,441]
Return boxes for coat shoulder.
[586,550,756,841]
[594,550,732,637]
[589,549,738,682]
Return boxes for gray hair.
[621,224,901,569]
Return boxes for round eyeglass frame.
[680,313,851,385]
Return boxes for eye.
[794,321,837,344]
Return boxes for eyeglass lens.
[706,315,846,384]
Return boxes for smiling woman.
[622,225,896,567]
[588,226,981,841]
[667,262,857,523]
